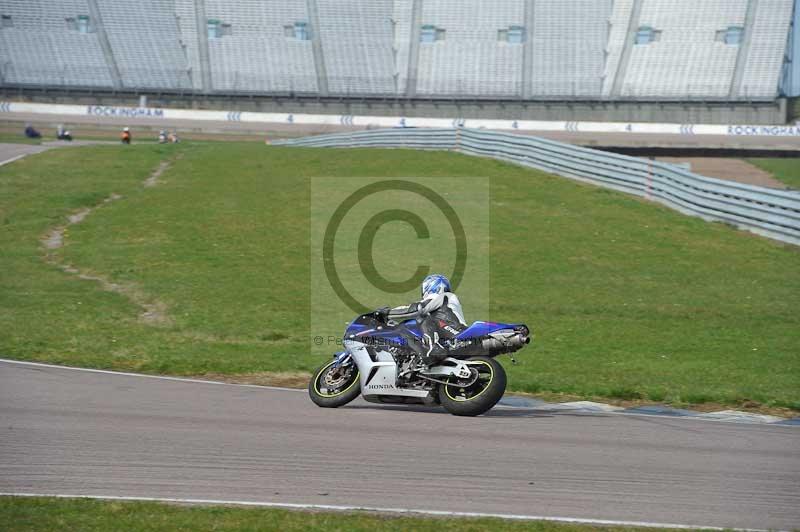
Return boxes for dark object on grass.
[24,124,41,139]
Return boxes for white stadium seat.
[0,0,113,87]
[0,0,793,100]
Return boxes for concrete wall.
[0,87,789,125]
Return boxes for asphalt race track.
[4,111,800,151]
[1,360,798,530]
[0,143,49,166]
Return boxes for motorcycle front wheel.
[308,359,361,408]
[438,356,506,416]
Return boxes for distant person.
[168,131,180,143]
[56,125,72,141]
[158,129,168,144]
[24,124,41,139]
[121,127,131,144]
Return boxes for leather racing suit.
[414,291,467,366]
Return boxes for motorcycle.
[308,307,532,416]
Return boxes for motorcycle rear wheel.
[308,359,361,408]
[438,356,506,416]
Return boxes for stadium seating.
[0,0,112,87]
[416,0,524,97]
[173,0,203,91]
[0,0,794,101]
[97,0,192,89]
[738,0,795,98]
[620,0,748,98]
[529,0,612,97]
[602,0,636,97]
[317,0,396,95]
[391,0,414,95]
[204,0,317,93]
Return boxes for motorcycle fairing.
[346,340,473,400]
[347,341,428,398]
[456,321,526,340]
[347,314,524,345]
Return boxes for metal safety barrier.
[273,128,800,246]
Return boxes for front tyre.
[308,359,361,408]
[439,356,506,417]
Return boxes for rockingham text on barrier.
[727,125,800,136]
[86,106,165,118]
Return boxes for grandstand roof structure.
[0,0,797,101]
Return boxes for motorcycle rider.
[408,274,467,368]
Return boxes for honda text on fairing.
[308,307,532,416]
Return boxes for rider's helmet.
[421,274,451,299]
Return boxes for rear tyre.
[438,356,506,417]
[308,359,361,408]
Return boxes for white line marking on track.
[0,358,304,392]
[0,492,774,532]
[0,153,30,167]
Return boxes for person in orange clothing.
[121,127,131,144]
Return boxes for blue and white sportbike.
[308,307,532,416]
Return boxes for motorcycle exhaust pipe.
[482,333,529,352]
[509,334,530,348]
[481,338,504,351]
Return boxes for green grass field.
[747,157,800,189]
[0,132,43,145]
[1,143,798,410]
[0,496,696,532]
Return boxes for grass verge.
[0,496,698,532]
[0,143,798,411]
[0,132,42,145]
[747,157,800,189]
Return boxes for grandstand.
[98,0,192,90]
[0,0,797,122]
[618,0,748,98]
[317,0,396,95]
[414,0,525,97]
[0,0,112,87]
[529,0,611,97]
[203,0,317,93]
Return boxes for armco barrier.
[273,128,800,246]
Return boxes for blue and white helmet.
[421,274,451,299]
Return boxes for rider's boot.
[417,333,448,370]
